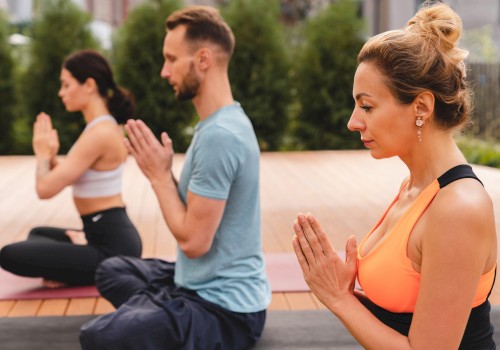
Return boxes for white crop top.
[72,115,124,199]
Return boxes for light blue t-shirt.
[175,103,271,313]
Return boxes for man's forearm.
[151,176,189,243]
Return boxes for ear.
[414,91,435,121]
[195,47,212,71]
[83,77,98,95]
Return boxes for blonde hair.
[358,1,472,130]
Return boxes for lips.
[361,137,374,147]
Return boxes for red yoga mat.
[0,253,310,300]
[0,269,99,300]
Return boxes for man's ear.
[195,48,212,71]
[414,91,435,122]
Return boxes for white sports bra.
[72,115,124,199]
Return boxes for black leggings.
[0,207,142,285]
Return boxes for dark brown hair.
[63,50,135,123]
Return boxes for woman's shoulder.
[79,120,123,145]
[71,120,125,160]
[426,178,494,241]
[436,177,492,213]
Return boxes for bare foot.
[65,230,88,245]
[42,279,67,289]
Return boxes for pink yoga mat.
[264,253,309,292]
[0,269,99,300]
[0,253,310,300]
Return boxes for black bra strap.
[437,164,483,188]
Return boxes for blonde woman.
[293,2,496,349]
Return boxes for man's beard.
[176,62,200,101]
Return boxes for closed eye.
[360,104,372,113]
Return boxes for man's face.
[161,25,201,101]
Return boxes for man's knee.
[95,256,145,308]
[96,256,126,281]
[80,318,110,350]
[95,256,128,295]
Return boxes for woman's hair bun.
[407,2,464,54]
[406,1,468,68]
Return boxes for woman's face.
[348,62,416,159]
[58,68,89,112]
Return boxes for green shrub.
[112,0,195,152]
[222,0,292,151]
[0,11,17,154]
[21,0,99,153]
[456,137,500,168]
[292,0,365,150]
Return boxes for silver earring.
[416,116,424,142]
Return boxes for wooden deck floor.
[1,150,499,317]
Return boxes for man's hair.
[165,6,235,57]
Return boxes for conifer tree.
[0,11,17,154]
[22,0,98,152]
[223,0,291,151]
[294,0,364,150]
[112,0,195,152]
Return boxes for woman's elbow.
[35,184,55,199]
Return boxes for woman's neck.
[82,98,110,124]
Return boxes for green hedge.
[456,137,500,168]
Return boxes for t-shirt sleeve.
[188,127,241,200]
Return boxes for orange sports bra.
[357,165,496,313]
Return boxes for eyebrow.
[355,92,371,101]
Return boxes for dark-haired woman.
[0,50,142,287]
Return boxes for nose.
[347,108,365,132]
[58,87,64,99]
[160,62,171,80]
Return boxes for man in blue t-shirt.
[80,5,270,350]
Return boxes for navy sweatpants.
[80,256,266,350]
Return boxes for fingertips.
[125,119,138,131]
[345,236,358,263]
[296,213,306,224]
[161,132,172,146]
[347,235,357,250]
[293,220,302,234]
[306,214,321,230]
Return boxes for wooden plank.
[8,300,42,317]
[268,293,289,310]
[66,298,97,316]
[94,297,115,315]
[285,292,318,310]
[0,301,14,317]
[37,299,68,316]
